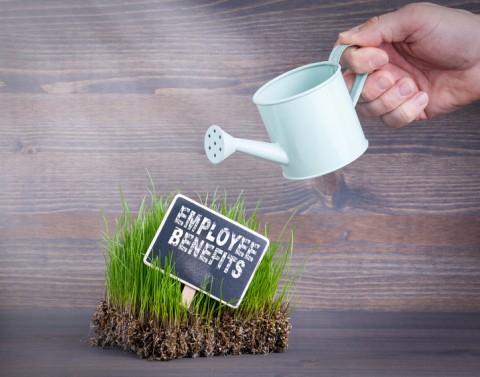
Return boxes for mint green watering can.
[205,44,368,180]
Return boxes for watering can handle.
[328,44,368,107]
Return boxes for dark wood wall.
[1,0,479,312]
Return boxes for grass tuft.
[94,185,305,360]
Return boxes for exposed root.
[90,301,291,361]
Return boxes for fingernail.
[376,75,393,91]
[369,54,388,69]
[398,81,413,96]
[415,92,428,107]
[342,26,361,36]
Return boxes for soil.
[90,301,291,361]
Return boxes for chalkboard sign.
[143,194,270,308]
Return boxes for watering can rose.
[168,205,262,279]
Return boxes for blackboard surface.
[144,194,269,307]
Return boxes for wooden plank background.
[1,0,479,313]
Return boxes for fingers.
[340,46,389,73]
[344,71,429,127]
[358,78,418,117]
[380,92,429,128]
[358,76,429,128]
[338,16,385,46]
[335,3,439,127]
[344,69,395,101]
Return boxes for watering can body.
[204,45,368,180]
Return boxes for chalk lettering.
[184,210,202,232]
[178,231,194,253]
[244,242,259,262]
[168,227,184,246]
[197,216,211,236]
[174,206,189,227]
[206,222,217,242]
[232,260,245,279]
[199,242,214,263]
[208,247,224,265]
[188,236,204,258]
[228,231,243,251]
[217,250,228,269]
[234,236,250,258]
[216,227,230,247]
[223,254,237,274]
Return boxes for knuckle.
[361,72,393,102]
[356,103,371,117]
[339,47,360,71]
[381,113,405,128]
[360,80,378,102]
[382,102,419,128]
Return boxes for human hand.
[337,2,480,127]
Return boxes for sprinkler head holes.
[205,125,229,164]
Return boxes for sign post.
[181,285,196,308]
[143,194,270,308]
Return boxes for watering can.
[204,44,368,180]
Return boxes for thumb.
[337,4,424,47]
[337,18,385,47]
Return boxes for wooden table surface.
[1,0,479,376]
[1,308,480,377]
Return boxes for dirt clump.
[90,301,291,361]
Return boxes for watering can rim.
[252,61,341,107]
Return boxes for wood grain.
[1,308,480,377]
[1,0,480,313]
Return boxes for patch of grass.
[101,186,302,329]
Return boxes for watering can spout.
[204,125,289,166]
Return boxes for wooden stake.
[182,285,196,308]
